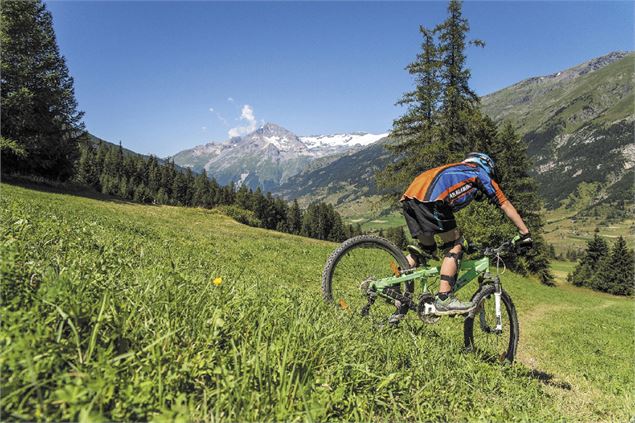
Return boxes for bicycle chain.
[383,287,416,310]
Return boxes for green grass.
[344,211,406,233]
[549,260,577,285]
[2,183,634,421]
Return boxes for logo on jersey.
[448,184,473,200]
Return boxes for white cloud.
[201,126,207,131]
[241,104,255,121]
[208,107,214,112]
[228,104,258,138]
[227,97,234,103]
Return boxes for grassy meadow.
[543,207,635,257]
[1,183,633,421]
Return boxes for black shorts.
[402,199,457,237]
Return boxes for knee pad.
[442,237,465,270]
[441,236,466,254]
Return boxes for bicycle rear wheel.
[464,284,519,363]
[321,235,410,320]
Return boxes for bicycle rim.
[466,286,518,363]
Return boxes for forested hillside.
[481,52,634,207]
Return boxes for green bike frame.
[369,257,491,299]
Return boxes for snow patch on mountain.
[238,172,250,186]
[300,132,389,150]
[263,136,296,152]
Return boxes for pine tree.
[301,204,317,239]
[328,212,346,242]
[590,236,634,295]
[118,176,131,199]
[75,142,99,187]
[1,0,85,179]
[457,121,554,283]
[147,156,161,196]
[208,177,221,207]
[377,0,488,196]
[435,0,483,149]
[133,183,149,203]
[586,231,610,268]
[235,185,251,210]
[568,232,609,287]
[377,25,444,192]
[161,160,176,203]
[548,244,556,259]
[171,171,188,205]
[193,170,211,207]
[607,237,634,296]
[387,226,408,249]
[287,200,303,235]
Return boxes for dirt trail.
[520,303,575,327]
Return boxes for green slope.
[482,52,635,207]
[482,52,634,134]
[2,184,633,421]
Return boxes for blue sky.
[46,1,633,157]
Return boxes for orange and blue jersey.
[401,162,508,211]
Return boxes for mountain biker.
[392,152,532,323]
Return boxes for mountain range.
[172,123,387,192]
[170,51,633,210]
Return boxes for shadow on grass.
[467,346,573,390]
[521,368,573,390]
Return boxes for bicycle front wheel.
[321,235,410,320]
[464,284,519,363]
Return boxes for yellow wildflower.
[213,277,222,286]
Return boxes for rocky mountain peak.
[240,122,306,153]
[256,122,295,137]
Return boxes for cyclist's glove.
[512,232,533,253]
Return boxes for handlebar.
[482,241,513,257]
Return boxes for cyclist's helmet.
[463,152,499,181]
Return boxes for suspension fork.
[493,276,503,333]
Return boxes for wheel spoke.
[323,236,409,321]
[466,288,517,363]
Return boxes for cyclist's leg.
[438,228,463,293]
[433,228,474,312]
[406,233,436,266]
[401,199,439,267]
[391,201,435,323]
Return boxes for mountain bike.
[321,235,520,363]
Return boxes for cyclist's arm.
[500,201,529,235]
